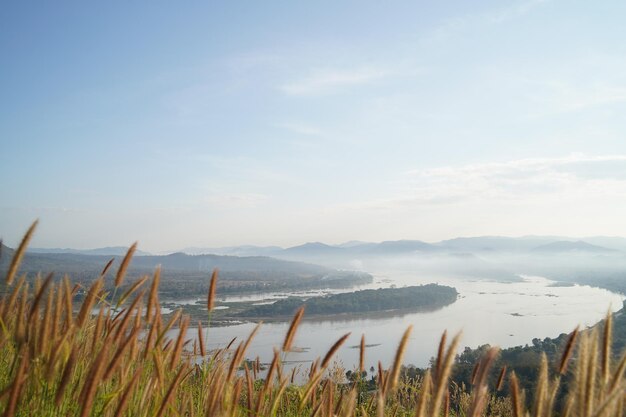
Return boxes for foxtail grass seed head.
[321,332,351,370]
[283,306,304,352]
[100,258,115,277]
[496,365,507,391]
[560,326,579,375]
[207,269,218,311]
[359,334,366,374]
[115,242,137,287]
[387,325,412,394]
[6,220,38,286]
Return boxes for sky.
[2,1,626,252]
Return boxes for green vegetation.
[238,284,458,318]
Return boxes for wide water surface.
[169,270,624,376]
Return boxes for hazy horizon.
[7,228,626,255]
[3,1,626,251]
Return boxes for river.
[166,270,624,378]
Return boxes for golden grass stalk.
[55,346,77,406]
[207,269,218,312]
[377,361,385,392]
[609,350,626,392]
[533,354,549,417]
[496,365,507,391]
[113,290,146,341]
[197,321,206,357]
[359,334,366,374]
[1,275,26,322]
[51,280,63,342]
[63,276,74,330]
[467,346,499,417]
[264,348,281,392]
[100,257,115,277]
[560,326,580,375]
[27,272,53,321]
[430,332,461,417]
[321,332,351,370]
[339,388,357,417]
[39,283,54,355]
[415,370,432,417]
[434,330,447,384]
[387,325,413,395]
[229,378,244,417]
[15,284,28,345]
[299,370,324,411]
[509,372,524,417]
[546,376,562,416]
[245,364,254,415]
[155,309,182,348]
[587,337,599,417]
[147,266,161,323]
[282,306,305,352]
[155,365,188,417]
[4,346,29,417]
[5,220,38,286]
[113,365,143,417]
[230,322,262,380]
[117,275,148,307]
[115,242,137,287]
[78,341,111,417]
[76,278,103,328]
[269,378,290,416]
[228,343,244,381]
[602,310,612,386]
[169,316,190,370]
[104,326,141,380]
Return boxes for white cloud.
[405,154,626,203]
[280,67,390,96]
[331,154,626,213]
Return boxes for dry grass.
[0,223,625,416]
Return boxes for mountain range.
[19,235,626,261]
[175,236,625,258]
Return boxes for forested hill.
[0,244,373,297]
[239,284,458,317]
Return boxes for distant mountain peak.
[285,242,341,252]
[532,240,615,253]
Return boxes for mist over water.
[171,270,624,377]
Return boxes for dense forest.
[238,284,458,317]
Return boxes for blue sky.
[2,1,626,251]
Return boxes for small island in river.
[236,284,458,319]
